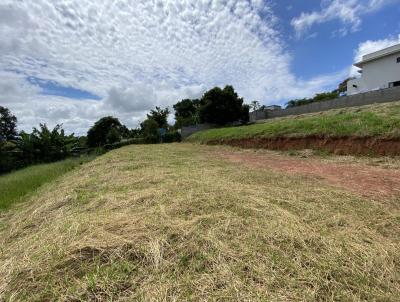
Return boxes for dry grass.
[0,143,399,301]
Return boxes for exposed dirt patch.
[214,149,400,198]
[207,136,400,156]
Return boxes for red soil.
[214,149,400,198]
[207,136,400,156]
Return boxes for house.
[347,43,400,95]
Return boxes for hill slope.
[1,144,399,301]
[187,101,400,155]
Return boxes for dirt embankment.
[213,149,400,198]
[207,136,400,156]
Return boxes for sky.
[1,0,400,135]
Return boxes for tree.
[286,91,339,108]
[173,99,200,118]
[106,127,121,144]
[17,124,76,163]
[140,118,160,143]
[0,106,17,141]
[250,101,261,112]
[240,104,250,124]
[173,99,200,128]
[147,107,170,129]
[199,85,246,125]
[87,116,122,147]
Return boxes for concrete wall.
[249,109,267,122]
[266,86,400,119]
[181,123,217,138]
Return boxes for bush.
[162,131,181,143]
[104,138,145,151]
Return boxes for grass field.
[0,156,94,211]
[0,143,398,301]
[188,101,400,143]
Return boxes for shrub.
[162,131,181,143]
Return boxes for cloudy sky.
[1,0,400,134]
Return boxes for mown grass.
[0,156,94,211]
[0,143,398,301]
[187,101,400,142]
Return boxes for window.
[397,57,400,63]
[389,81,400,88]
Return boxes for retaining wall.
[266,86,400,119]
[181,123,217,138]
[249,110,267,122]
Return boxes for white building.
[347,43,400,95]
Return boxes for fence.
[181,86,400,137]
[264,86,400,120]
[181,124,217,138]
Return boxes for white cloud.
[291,0,395,37]
[350,34,400,76]
[0,0,347,134]
[0,71,40,102]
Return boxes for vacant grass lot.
[188,101,400,143]
[0,144,399,301]
[0,157,94,210]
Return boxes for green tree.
[87,116,122,147]
[173,99,200,118]
[0,106,17,141]
[140,118,160,143]
[147,107,170,128]
[173,99,200,128]
[199,86,247,125]
[106,127,121,144]
[17,124,76,163]
[241,104,250,124]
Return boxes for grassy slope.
[0,144,399,301]
[0,157,94,210]
[187,101,400,143]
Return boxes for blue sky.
[0,0,399,134]
[275,0,400,78]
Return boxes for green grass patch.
[0,156,94,210]
[187,101,400,142]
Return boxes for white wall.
[348,52,400,95]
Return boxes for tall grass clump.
[0,156,93,210]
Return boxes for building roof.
[354,43,400,68]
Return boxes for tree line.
[285,78,351,108]
[0,85,250,174]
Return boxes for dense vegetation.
[187,101,400,142]
[0,107,80,174]
[285,78,351,108]
[286,91,340,108]
[173,85,249,128]
[0,105,180,174]
[87,116,128,147]
[1,85,249,174]
[0,157,93,210]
